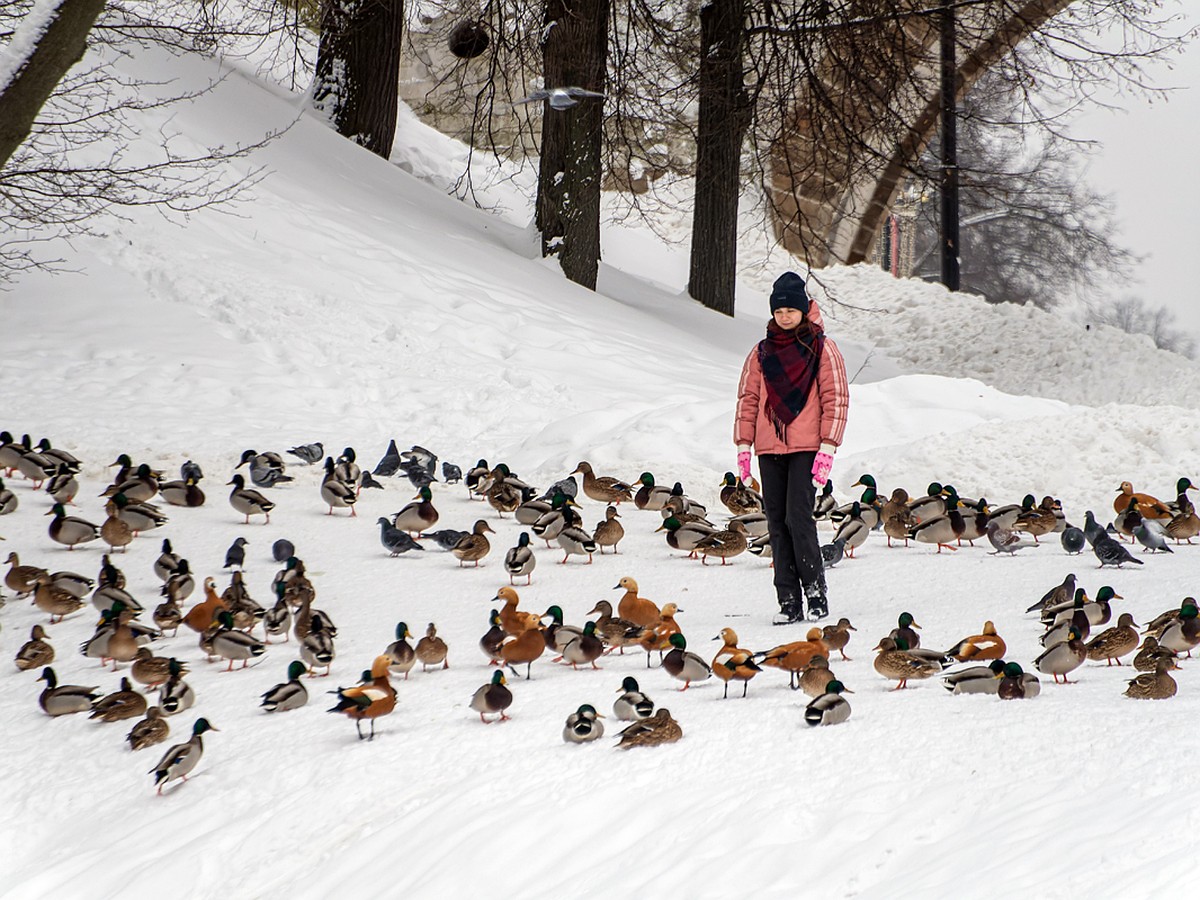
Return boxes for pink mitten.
[811,450,834,488]
[737,450,752,483]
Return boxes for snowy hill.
[3,31,1200,900]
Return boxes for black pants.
[758,452,823,604]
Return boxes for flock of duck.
[2,429,1196,794]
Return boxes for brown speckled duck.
[617,708,682,748]
[572,461,633,504]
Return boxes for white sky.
[1073,3,1200,333]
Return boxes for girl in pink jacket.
[734,272,849,623]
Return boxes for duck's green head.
[192,718,218,735]
[217,610,235,629]
[860,486,878,504]
[111,453,133,467]
[39,667,57,687]
[517,532,531,547]
[671,482,686,496]
[639,472,655,486]
[821,480,833,496]
[168,657,185,676]
[1022,494,1036,509]
[1067,627,1082,642]
[1095,586,1120,603]
[893,637,911,651]
[491,669,507,686]
[824,679,847,695]
[576,704,599,718]
[898,612,918,629]
[657,515,682,533]
[583,621,597,636]
[668,633,688,650]
[988,660,1006,674]
[1072,588,1087,606]
[1003,662,1024,677]
[286,660,307,681]
[488,609,501,627]
[722,472,738,486]
[620,676,640,692]
[1178,477,1194,494]
[927,482,944,497]
[417,486,433,502]
[1181,600,1199,619]
[550,491,569,509]
[48,503,66,518]
[542,605,564,624]
[395,622,411,640]
[853,474,876,490]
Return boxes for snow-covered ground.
[3,30,1200,900]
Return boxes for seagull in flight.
[514,87,606,111]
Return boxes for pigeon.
[401,445,438,476]
[1083,511,1105,546]
[1133,522,1173,554]
[223,537,248,570]
[1092,532,1144,568]
[416,529,468,551]
[372,440,402,477]
[271,539,296,563]
[442,462,463,484]
[538,476,578,502]
[378,518,424,556]
[180,460,204,483]
[821,537,846,569]
[1060,526,1086,555]
[986,521,1039,555]
[514,86,606,110]
[401,462,437,490]
[287,443,324,465]
[360,471,385,491]
[1026,573,1076,614]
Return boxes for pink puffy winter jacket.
[734,300,850,455]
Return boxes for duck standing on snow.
[227,474,275,524]
[393,486,439,534]
[328,655,396,740]
[1114,482,1172,519]
[662,633,711,691]
[46,504,100,550]
[572,461,633,504]
[711,627,761,698]
[503,532,536,585]
[150,717,218,793]
[593,506,625,554]
[1034,627,1087,684]
[613,676,654,721]
[320,458,357,517]
[452,520,494,567]
[872,637,937,690]
[415,623,448,671]
[470,669,513,723]
[261,661,309,712]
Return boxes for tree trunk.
[311,0,405,159]
[0,0,106,171]
[688,0,749,317]
[536,0,568,256]
[539,0,609,290]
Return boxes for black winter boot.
[772,595,804,626]
[804,581,829,621]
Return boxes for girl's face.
[773,307,805,330]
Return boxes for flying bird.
[514,86,606,111]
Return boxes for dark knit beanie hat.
[769,272,809,314]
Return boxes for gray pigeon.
[287,442,324,465]
[821,537,846,568]
[1083,511,1105,546]
[1026,573,1076,614]
[1133,522,1173,554]
[378,518,424,556]
[401,462,437,490]
[1060,526,1086,555]
[514,86,606,110]
[416,528,468,551]
[271,539,296,563]
[987,521,1039,555]
[180,459,204,483]
[538,476,578,502]
[1092,533,1144,567]
[360,471,385,491]
[223,537,248,570]
[401,445,438,475]
[442,462,463,484]
[373,440,402,477]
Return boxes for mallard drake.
[452,520,494,567]
[798,655,837,698]
[656,515,717,559]
[44,465,79,505]
[0,477,16,515]
[1125,658,1179,699]
[907,482,947,523]
[560,621,605,670]
[515,495,553,526]
[820,618,856,661]
[0,431,21,474]
[946,621,1006,662]
[111,493,168,534]
[711,627,761,698]
[393,486,439,534]
[503,532,536,585]
[1041,590,1093,647]
[756,628,830,689]
[556,522,598,564]
[1085,612,1139,665]
[127,707,170,751]
[1157,600,1200,657]
[33,573,84,623]
[328,655,395,740]
[832,503,870,557]
[594,506,625,553]
[499,621,546,680]
[563,704,605,743]
[614,576,661,628]
[162,559,196,604]
[236,449,290,488]
[885,611,920,649]
[6,552,48,597]
[613,676,654,720]
[540,605,583,655]
[572,461,633,504]
[212,610,266,671]
[663,483,708,520]
[91,583,142,616]
[15,441,57,487]
[694,521,748,566]
[46,503,100,549]
[479,609,506,664]
[319,458,357,517]
[384,622,416,679]
[530,493,581,547]
[158,659,196,716]
[729,511,769,539]
[1034,627,1087,683]
[1133,636,1177,672]
[813,480,837,520]
[49,569,94,598]
[227,474,275,524]
[16,625,55,671]
[263,587,292,643]
[908,498,965,553]
[159,477,206,508]
[150,717,217,793]
[415,623,449,671]
[331,448,359,489]
[617,708,682,748]
[719,473,763,516]
[634,473,672,511]
[152,540,180,582]
[37,666,100,715]
[90,677,147,722]
[997,662,1039,700]
[1114,481,1172,519]
[131,647,178,689]
[662,633,711,691]
[261,661,309,712]
[32,438,80,474]
[100,500,135,553]
[301,616,336,677]
[942,659,1006,694]
[102,463,160,503]
[748,532,773,561]
[804,680,852,725]
[470,669,513,723]
[873,637,938,690]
